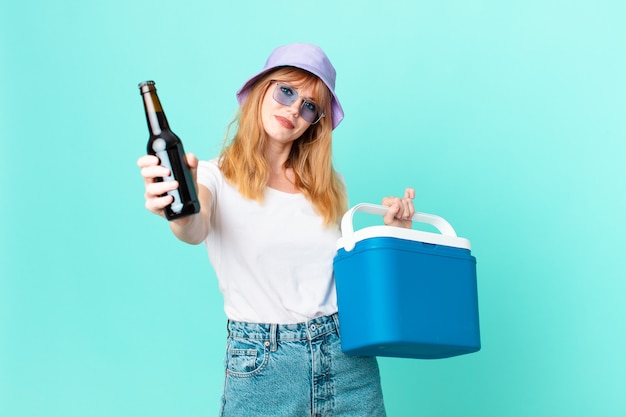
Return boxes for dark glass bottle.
[138,80,200,220]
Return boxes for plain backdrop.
[1,0,625,416]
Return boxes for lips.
[275,115,295,129]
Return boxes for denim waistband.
[227,313,340,343]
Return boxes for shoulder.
[198,157,221,173]
[197,157,223,191]
[198,157,220,169]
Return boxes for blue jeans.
[220,314,386,416]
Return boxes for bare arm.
[137,153,212,244]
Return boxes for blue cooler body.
[333,204,480,359]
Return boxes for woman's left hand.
[382,187,415,229]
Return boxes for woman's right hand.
[136,153,199,219]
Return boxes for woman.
[138,42,415,416]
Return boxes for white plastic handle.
[340,203,458,251]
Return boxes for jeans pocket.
[225,338,268,377]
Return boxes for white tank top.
[197,159,341,324]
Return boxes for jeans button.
[310,324,317,331]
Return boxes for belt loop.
[269,323,278,352]
[331,313,340,338]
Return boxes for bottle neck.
[140,84,170,136]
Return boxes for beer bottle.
[138,80,200,220]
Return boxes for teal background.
[1,0,625,416]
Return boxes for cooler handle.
[340,203,458,251]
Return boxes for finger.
[402,197,415,220]
[390,198,411,220]
[399,188,415,219]
[383,203,401,225]
[382,197,405,218]
[381,196,400,208]
[185,153,199,184]
[137,154,160,168]
[185,152,198,169]
[146,194,174,213]
[140,165,171,181]
[146,180,179,197]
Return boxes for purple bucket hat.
[236,42,344,129]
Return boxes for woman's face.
[260,80,317,145]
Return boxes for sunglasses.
[271,81,325,125]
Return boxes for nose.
[286,99,303,118]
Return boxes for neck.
[265,144,298,193]
[264,142,292,172]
